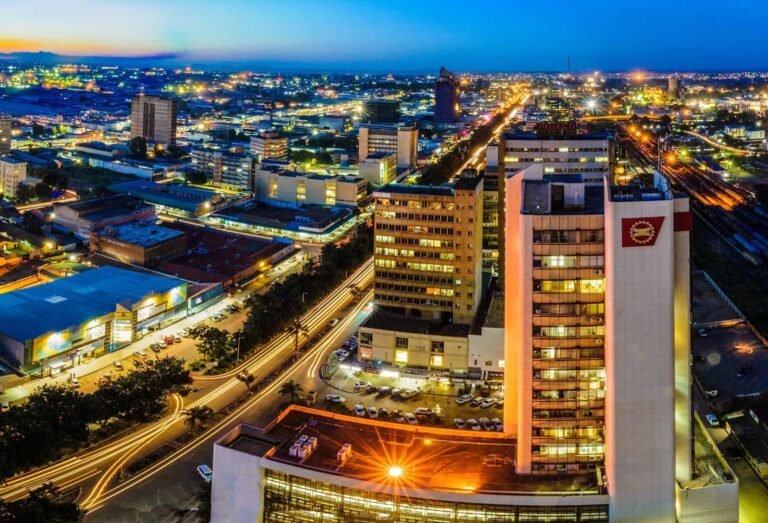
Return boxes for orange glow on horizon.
[0,37,167,57]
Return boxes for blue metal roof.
[0,266,185,342]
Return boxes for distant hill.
[0,51,181,67]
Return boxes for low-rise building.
[89,221,188,266]
[253,164,366,208]
[54,195,156,239]
[358,151,397,186]
[109,180,223,217]
[0,266,188,374]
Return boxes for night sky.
[1,0,766,72]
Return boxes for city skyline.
[1,0,767,72]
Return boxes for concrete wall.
[211,441,265,523]
[359,326,468,372]
[468,326,504,375]
[604,192,677,522]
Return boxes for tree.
[190,325,236,362]
[128,136,148,159]
[0,482,85,522]
[278,380,303,403]
[185,170,209,185]
[285,318,308,358]
[13,183,35,204]
[236,371,256,391]
[183,405,213,430]
[34,182,52,200]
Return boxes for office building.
[54,194,156,239]
[0,114,12,154]
[0,266,187,373]
[503,164,708,520]
[191,147,256,191]
[434,66,460,124]
[250,131,288,161]
[668,77,680,101]
[89,221,188,266]
[490,126,613,282]
[358,151,397,186]
[358,124,418,168]
[253,164,366,208]
[0,157,27,198]
[362,98,401,123]
[109,180,221,217]
[130,94,177,145]
[372,178,483,325]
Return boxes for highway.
[683,130,752,157]
[0,258,374,513]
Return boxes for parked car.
[454,417,466,429]
[467,418,481,431]
[705,414,720,427]
[163,336,174,345]
[173,335,182,343]
[479,417,492,431]
[390,388,403,398]
[378,408,389,418]
[404,413,418,425]
[470,397,483,407]
[415,407,433,416]
[737,365,753,379]
[480,398,497,409]
[1,402,10,413]
[113,360,123,370]
[399,389,420,400]
[151,344,162,353]
[456,394,474,405]
[157,340,167,349]
[68,376,80,387]
[492,418,503,431]
[354,404,366,417]
[392,410,405,423]
[376,386,392,397]
[196,464,213,482]
[367,406,378,418]
[134,350,148,359]
[325,394,346,404]
[354,380,372,391]
[364,384,378,394]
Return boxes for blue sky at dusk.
[1,0,766,71]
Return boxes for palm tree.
[278,380,303,403]
[183,405,213,430]
[285,318,308,358]
[236,371,256,391]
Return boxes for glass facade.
[263,470,608,523]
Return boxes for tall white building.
[359,124,418,168]
[0,157,27,198]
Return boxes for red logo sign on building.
[622,217,665,247]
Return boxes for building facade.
[363,99,401,123]
[0,114,11,155]
[434,66,460,124]
[504,164,695,520]
[130,94,177,145]
[191,147,256,191]
[250,131,288,161]
[53,194,156,239]
[0,157,27,198]
[89,221,188,266]
[373,178,483,325]
[253,165,366,208]
[359,124,418,168]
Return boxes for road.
[683,130,752,157]
[0,258,374,514]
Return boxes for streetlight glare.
[388,466,403,478]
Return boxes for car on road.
[404,413,418,425]
[68,376,80,387]
[697,328,708,337]
[467,418,481,431]
[134,350,147,359]
[456,394,474,405]
[325,394,346,404]
[367,406,378,418]
[454,417,466,429]
[328,319,339,328]
[492,418,503,431]
[196,464,213,483]
[354,404,366,417]
[736,365,753,379]
[113,360,123,370]
[1,402,9,413]
[480,398,497,409]
[705,414,720,427]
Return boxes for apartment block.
[358,124,418,168]
[0,157,27,198]
[250,131,288,161]
[130,94,177,145]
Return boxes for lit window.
[395,350,408,364]
[430,355,443,366]
[580,279,605,293]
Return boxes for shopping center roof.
[0,266,185,341]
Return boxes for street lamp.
[388,466,403,479]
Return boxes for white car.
[705,414,720,427]
[113,360,123,370]
[467,418,481,431]
[456,394,474,405]
[1,402,9,413]
[326,394,346,404]
[354,404,366,417]
[454,417,466,429]
[196,464,213,482]
[480,398,497,409]
[354,380,372,391]
[492,418,503,431]
[367,406,378,418]
[415,407,433,416]
[404,413,418,425]
[68,376,80,387]
[134,350,147,359]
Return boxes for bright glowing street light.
[388,466,403,479]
